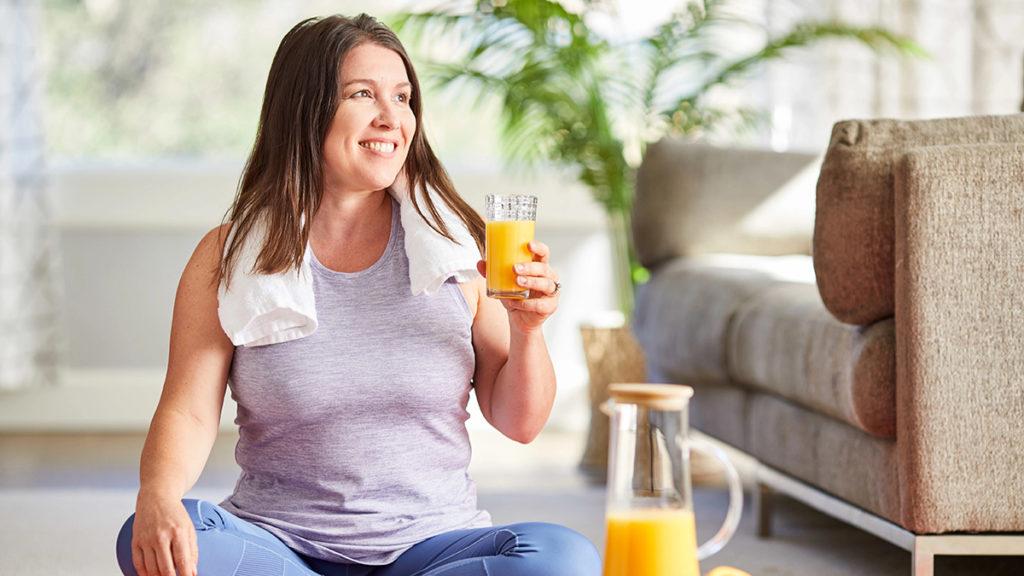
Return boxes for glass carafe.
[603,383,743,576]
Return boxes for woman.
[115,13,600,576]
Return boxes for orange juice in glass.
[485,194,537,299]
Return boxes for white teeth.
[361,141,395,153]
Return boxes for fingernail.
[517,276,527,285]
[515,264,524,272]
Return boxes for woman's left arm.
[470,240,561,444]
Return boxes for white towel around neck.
[217,183,481,347]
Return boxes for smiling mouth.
[359,141,397,154]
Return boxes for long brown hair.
[218,14,484,289]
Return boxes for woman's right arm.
[131,225,235,576]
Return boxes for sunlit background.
[2,0,1023,433]
[2,1,1024,574]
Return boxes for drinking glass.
[485,194,537,299]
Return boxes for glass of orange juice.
[485,194,537,299]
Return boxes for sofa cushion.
[634,255,815,386]
[747,392,900,523]
[813,114,1024,325]
[673,380,901,524]
[727,283,896,438]
[634,140,819,268]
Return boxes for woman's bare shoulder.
[197,223,232,263]
[458,276,485,319]
[199,223,233,258]
[183,223,233,292]
[166,223,235,363]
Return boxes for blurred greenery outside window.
[44,1,1023,164]
[41,0,507,163]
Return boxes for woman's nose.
[373,101,400,130]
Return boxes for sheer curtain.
[0,0,59,391]
[758,0,1024,151]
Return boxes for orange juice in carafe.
[485,220,534,298]
[603,508,699,576]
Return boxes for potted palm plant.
[395,0,919,478]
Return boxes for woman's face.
[323,43,416,194]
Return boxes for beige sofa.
[631,114,1024,575]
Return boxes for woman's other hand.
[476,240,560,334]
[130,494,198,576]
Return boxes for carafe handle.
[691,438,743,561]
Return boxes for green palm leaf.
[394,0,923,316]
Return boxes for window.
[41,0,502,162]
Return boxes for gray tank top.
[219,199,491,565]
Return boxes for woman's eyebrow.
[342,79,413,90]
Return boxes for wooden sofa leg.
[754,482,774,538]
[912,539,934,576]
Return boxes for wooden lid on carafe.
[607,383,693,410]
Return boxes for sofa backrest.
[813,114,1024,326]
[633,139,820,269]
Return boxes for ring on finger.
[553,280,561,294]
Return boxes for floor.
[1,428,1022,575]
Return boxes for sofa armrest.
[894,144,1024,533]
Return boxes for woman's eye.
[350,89,409,103]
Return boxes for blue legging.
[116,499,601,576]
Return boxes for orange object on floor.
[706,567,752,576]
